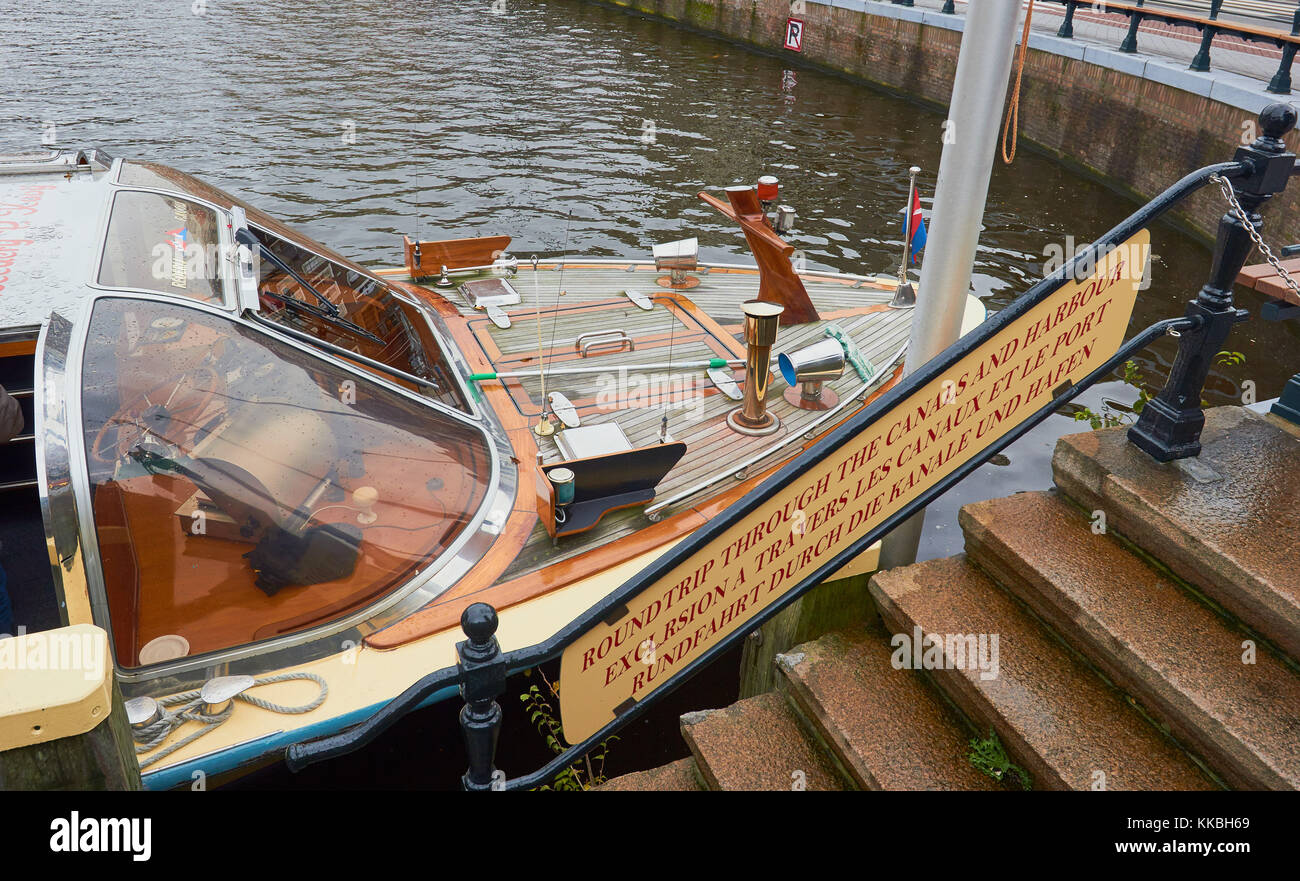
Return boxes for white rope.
[133,672,328,770]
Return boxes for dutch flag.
[903,188,927,264]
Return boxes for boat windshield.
[115,160,468,411]
[244,226,469,410]
[97,190,224,303]
[79,297,492,668]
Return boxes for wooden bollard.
[0,624,140,790]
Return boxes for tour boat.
[0,148,982,788]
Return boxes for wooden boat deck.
[441,262,911,580]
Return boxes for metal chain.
[1209,173,1300,298]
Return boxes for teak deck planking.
[366,264,909,648]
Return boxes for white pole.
[878,0,1024,571]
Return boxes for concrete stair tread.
[680,691,848,791]
[777,628,1002,790]
[1053,407,1300,660]
[962,490,1300,790]
[597,757,704,791]
[869,555,1217,791]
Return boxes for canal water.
[5,0,1297,787]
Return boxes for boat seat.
[535,441,687,538]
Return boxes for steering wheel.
[91,366,223,465]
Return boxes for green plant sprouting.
[968,728,1032,790]
[519,669,617,791]
[1071,359,1152,430]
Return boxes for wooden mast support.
[698,187,820,326]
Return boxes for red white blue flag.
[903,188,927,264]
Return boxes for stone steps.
[583,409,1292,792]
[774,628,1002,790]
[679,691,850,791]
[962,489,1300,791]
[1053,408,1300,662]
[868,555,1218,791]
[598,756,705,791]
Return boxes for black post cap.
[1260,102,1298,141]
[461,602,499,645]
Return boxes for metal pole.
[878,0,1022,572]
[898,166,920,290]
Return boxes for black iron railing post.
[1119,0,1144,53]
[456,603,506,791]
[1129,103,1299,462]
[1190,0,1223,75]
[1269,44,1298,94]
[1190,24,1217,72]
[1058,1,1077,39]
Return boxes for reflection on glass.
[80,298,491,668]
[117,160,468,411]
[97,191,223,302]
[249,227,468,410]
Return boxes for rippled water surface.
[7,0,1297,568]
[4,0,1298,785]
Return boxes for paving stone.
[597,757,704,792]
[1053,406,1300,662]
[679,692,848,791]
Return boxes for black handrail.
[491,315,1199,790]
[285,103,1298,790]
[936,0,1300,94]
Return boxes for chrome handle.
[576,330,635,358]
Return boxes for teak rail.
[284,104,1300,791]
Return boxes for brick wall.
[590,0,1300,244]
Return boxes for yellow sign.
[559,230,1149,743]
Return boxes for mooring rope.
[132,672,329,770]
[1001,0,1036,165]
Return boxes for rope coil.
[133,672,329,769]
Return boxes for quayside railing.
[284,103,1299,791]
[918,0,1300,94]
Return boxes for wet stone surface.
[1053,406,1300,661]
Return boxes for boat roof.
[0,149,116,331]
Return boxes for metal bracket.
[1262,299,1300,322]
[484,304,511,329]
[547,391,580,429]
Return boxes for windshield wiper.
[245,309,440,392]
[235,227,340,317]
[259,288,387,346]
